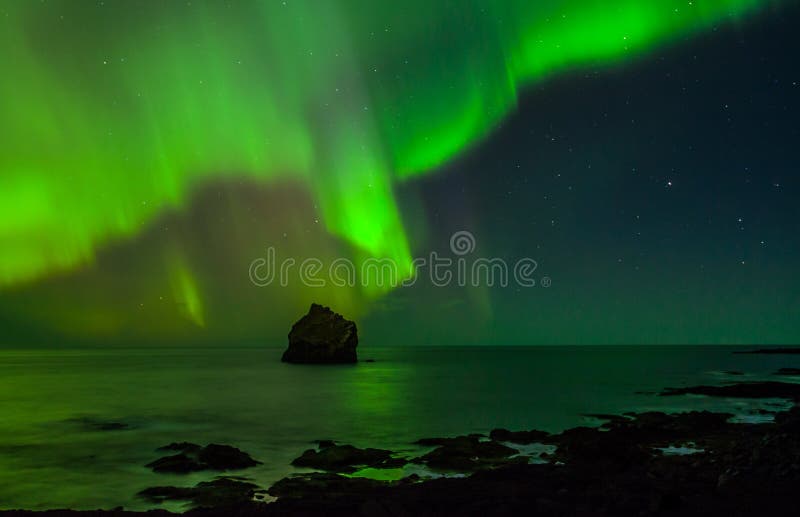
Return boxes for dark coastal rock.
[546,410,732,466]
[412,435,519,471]
[268,472,387,499]
[622,410,732,434]
[198,444,262,470]
[291,444,395,472]
[157,442,202,453]
[282,304,358,364]
[376,456,409,469]
[774,368,800,375]
[147,443,260,474]
[660,381,800,399]
[548,425,652,466]
[138,477,265,507]
[773,405,800,430]
[489,428,550,444]
[582,413,632,427]
[147,453,205,474]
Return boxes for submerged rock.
[138,477,264,507]
[489,428,550,444]
[291,444,396,472]
[412,435,519,471]
[546,410,732,466]
[282,304,358,364]
[147,443,260,474]
[199,444,262,470]
[147,453,205,474]
[157,442,203,453]
[268,472,387,499]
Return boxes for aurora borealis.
[0,0,797,345]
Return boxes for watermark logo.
[449,230,476,256]
[249,231,551,289]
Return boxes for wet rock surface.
[290,444,397,472]
[413,435,521,471]
[138,477,265,508]
[489,428,550,444]
[282,304,358,364]
[146,443,261,473]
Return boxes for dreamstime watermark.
[248,230,551,289]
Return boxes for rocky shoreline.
[4,378,800,516]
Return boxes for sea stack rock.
[282,304,358,364]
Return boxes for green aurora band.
[0,0,782,324]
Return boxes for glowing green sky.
[0,0,788,342]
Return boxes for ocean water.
[0,345,796,511]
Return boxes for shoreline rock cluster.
[6,374,800,516]
[262,397,800,516]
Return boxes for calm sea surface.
[0,346,796,510]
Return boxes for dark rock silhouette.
[199,444,262,470]
[147,453,204,474]
[489,428,550,444]
[282,304,358,364]
[291,444,396,472]
[157,442,202,453]
[412,435,520,471]
[146,443,260,474]
[268,473,388,500]
[138,477,265,507]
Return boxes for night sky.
[0,0,797,346]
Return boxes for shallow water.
[0,345,796,510]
